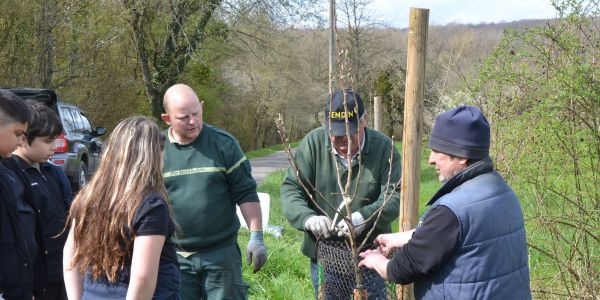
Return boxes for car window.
[71,109,84,133]
[60,107,77,133]
[80,113,93,133]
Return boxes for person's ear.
[361,113,368,127]
[15,135,28,150]
[161,113,171,125]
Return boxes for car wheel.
[72,161,87,193]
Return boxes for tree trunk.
[124,0,222,120]
[252,118,261,150]
[385,98,394,137]
[126,3,160,118]
[38,0,56,88]
[260,121,270,148]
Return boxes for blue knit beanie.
[428,105,490,159]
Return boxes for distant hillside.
[230,18,560,141]
[432,18,552,30]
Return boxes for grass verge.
[239,169,313,300]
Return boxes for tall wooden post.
[328,0,336,91]
[397,7,429,300]
[373,96,381,131]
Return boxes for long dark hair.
[66,116,169,282]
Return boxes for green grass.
[390,143,440,231]
[239,169,313,300]
[239,144,439,299]
[245,142,300,159]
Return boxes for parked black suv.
[5,88,106,192]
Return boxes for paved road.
[249,149,295,185]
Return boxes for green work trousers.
[177,243,249,300]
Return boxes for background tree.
[0,0,563,150]
[337,0,380,92]
[471,0,599,297]
[121,0,320,120]
[220,12,325,150]
[122,0,226,119]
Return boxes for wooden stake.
[328,0,336,92]
[397,7,429,300]
[373,96,381,131]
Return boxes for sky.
[368,0,559,28]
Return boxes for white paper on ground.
[236,192,270,230]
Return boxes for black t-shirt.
[131,192,178,267]
[82,193,179,299]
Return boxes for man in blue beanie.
[359,106,532,299]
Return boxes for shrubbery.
[471,1,599,297]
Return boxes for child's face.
[0,122,27,158]
[19,135,57,163]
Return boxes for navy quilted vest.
[415,160,531,300]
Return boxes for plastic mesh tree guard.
[316,239,398,300]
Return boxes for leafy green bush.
[471,1,599,297]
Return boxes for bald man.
[161,84,267,300]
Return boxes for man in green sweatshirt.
[161,84,267,300]
[280,89,401,299]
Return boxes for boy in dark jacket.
[0,89,36,300]
[12,100,72,300]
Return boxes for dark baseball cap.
[324,89,365,136]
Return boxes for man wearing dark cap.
[281,89,401,299]
[359,106,531,300]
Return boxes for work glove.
[304,215,336,239]
[247,231,268,273]
[336,212,366,237]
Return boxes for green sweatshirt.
[280,127,401,259]
[163,123,259,252]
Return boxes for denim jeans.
[82,263,180,300]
